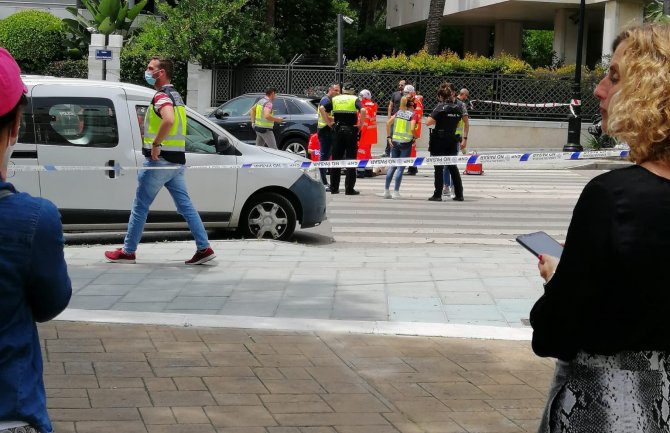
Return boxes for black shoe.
[453,196,464,201]
[356,174,365,178]
[345,190,360,195]
[331,189,340,194]
[428,195,442,202]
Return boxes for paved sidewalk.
[42,320,554,433]
[64,240,544,331]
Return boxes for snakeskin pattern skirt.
[539,351,670,432]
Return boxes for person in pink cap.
[0,48,71,433]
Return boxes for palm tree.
[424,0,446,55]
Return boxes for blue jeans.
[124,158,209,253]
[317,127,333,185]
[443,169,452,187]
[385,143,412,191]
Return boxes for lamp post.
[564,0,586,152]
[336,14,354,89]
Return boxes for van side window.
[32,97,118,148]
[18,98,36,144]
[136,105,216,154]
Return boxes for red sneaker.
[185,247,216,265]
[104,248,136,264]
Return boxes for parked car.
[8,77,326,241]
[208,93,318,158]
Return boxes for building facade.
[386,0,644,65]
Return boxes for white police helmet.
[403,84,416,94]
[359,89,371,99]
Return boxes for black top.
[389,90,403,115]
[530,165,670,361]
[429,101,463,132]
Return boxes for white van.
[8,77,326,241]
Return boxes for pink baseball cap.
[0,47,28,117]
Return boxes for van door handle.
[105,160,117,179]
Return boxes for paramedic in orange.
[357,89,377,177]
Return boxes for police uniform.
[428,99,465,201]
[327,92,363,195]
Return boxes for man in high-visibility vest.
[317,83,340,190]
[105,57,215,265]
[324,82,366,195]
[356,89,377,178]
[250,87,284,150]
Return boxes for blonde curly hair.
[608,24,670,163]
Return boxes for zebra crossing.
[326,168,597,245]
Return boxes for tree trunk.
[359,0,369,33]
[266,0,275,28]
[665,0,670,16]
[366,0,378,28]
[424,0,446,55]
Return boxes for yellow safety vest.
[254,97,274,129]
[391,110,414,143]
[331,94,358,114]
[143,89,186,153]
[318,99,332,129]
[456,119,464,137]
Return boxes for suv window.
[219,96,256,117]
[272,98,288,115]
[32,97,118,148]
[136,106,216,154]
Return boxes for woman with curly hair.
[531,23,670,432]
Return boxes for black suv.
[208,93,318,158]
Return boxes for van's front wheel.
[239,192,297,241]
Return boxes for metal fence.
[212,65,599,122]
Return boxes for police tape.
[7,150,629,174]
[469,99,581,116]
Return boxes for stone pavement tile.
[205,406,277,427]
[435,278,485,291]
[48,397,91,409]
[112,302,170,312]
[43,362,65,375]
[76,284,136,296]
[203,377,269,394]
[298,428,337,433]
[439,291,494,305]
[147,425,216,433]
[167,296,228,310]
[88,389,151,408]
[50,408,141,421]
[448,411,524,432]
[144,378,177,391]
[101,339,157,352]
[333,427,404,433]
[478,384,545,399]
[98,378,145,388]
[415,421,466,432]
[149,391,217,406]
[51,421,76,433]
[275,306,333,319]
[392,398,453,422]
[93,361,154,377]
[321,394,391,413]
[262,379,326,394]
[171,406,209,424]
[444,305,507,322]
[75,420,148,433]
[203,352,261,367]
[215,428,267,433]
[44,375,99,389]
[219,301,279,317]
[174,377,208,391]
[261,395,332,414]
[255,354,315,368]
[140,407,176,424]
[211,394,263,406]
[274,413,389,427]
[120,289,181,303]
[46,389,88,398]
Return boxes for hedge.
[0,10,65,73]
[44,59,88,78]
[347,50,605,79]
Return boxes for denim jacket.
[0,182,72,433]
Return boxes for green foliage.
[346,50,533,75]
[521,30,555,68]
[121,22,187,94]
[585,134,618,150]
[63,0,147,59]
[0,10,66,73]
[645,0,670,22]
[152,0,280,68]
[273,0,337,61]
[44,59,88,78]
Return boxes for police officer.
[425,82,465,202]
[317,83,340,190]
[325,82,365,195]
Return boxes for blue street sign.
[95,50,112,60]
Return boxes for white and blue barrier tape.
[9,149,628,174]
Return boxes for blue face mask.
[144,70,157,86]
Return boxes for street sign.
[95,50,112,60]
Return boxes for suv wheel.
[282,137,307,158]
[239,192,297,241]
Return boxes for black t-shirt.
[429,101,463,133]
[530,165,670,360]
[389,90,403,115]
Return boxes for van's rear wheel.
[239,192,297,241]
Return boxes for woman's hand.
[538,254,559,283]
